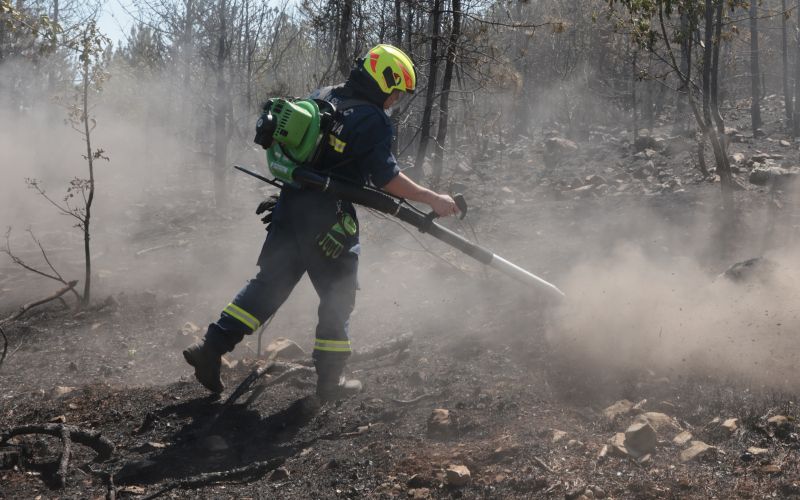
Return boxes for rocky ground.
[2,98,800,499]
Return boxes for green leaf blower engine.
[253,98,335,184]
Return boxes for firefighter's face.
[384,90,403,110]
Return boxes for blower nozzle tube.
[291,168,565,299]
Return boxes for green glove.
[317,214,357,259]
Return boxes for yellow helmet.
[362,44,416,95]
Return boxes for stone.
[491,443,521,462]
[427,409,455,438]
[721,418,738,433]
[730,152,746,164]
[672,431,693,446]
[780,139,791,147]
[767,415,790,426]
[567,439,586,450]
[220,356,238,370]
[181,322,201,335]
[749,166,796,186]
[572,185,595,193]
[545,137,579,152]
[264,337,306,360]
[551,430,568,443]
[268,467,290,481]
[588,485,607,498]
[608,433,629,457]
[445,465,471,487]
[721,257,777,283]
[767,415,794,437]
[118,486,146,495]
[408,487,431,499]
[632,161,656,179]
[635,412,682,434]
[407,474,432,488]
[751,152,784,162]
[633,135,662,152]
[680,441,715,462]
[624,422,657,456]
[50,386,76,399]
[566,485,588,499]
[585,174,608,186]
[603,400,635,422]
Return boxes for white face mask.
[384,91,408,117]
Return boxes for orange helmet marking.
[370,52,379,72]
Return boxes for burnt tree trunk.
[336,0,354,79]
[412,0,442,179]
[782,0,793,123]
[794,0,800,136]
[631,48,638,142]
[431,0,461,189]
[749,0,761,132]
[693,0,733,207]
[394,0,402,46]
[710,0,732,192]
[674,13,690,134]
[213,0,230,207]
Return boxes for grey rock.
[264,337,306,360]
[268,466,290,482]
[445,465,471,487]
[427,409,456,438]
[603,399,635,422]
[680,441,715,462]
[720,257,777,283]
[624,421,657,456]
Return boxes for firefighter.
[184,44,458,400]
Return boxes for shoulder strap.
[322,85,379,113]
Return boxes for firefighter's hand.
[256,195,279,225]
[429,193,459,217]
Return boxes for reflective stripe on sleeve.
[328,134,347,153]
[314,338,352,353]
[222,303,261,331]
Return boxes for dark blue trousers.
[204,218,358,365]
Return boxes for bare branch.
[0,280,78,325]
[0,325,7,371]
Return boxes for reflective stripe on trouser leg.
[314,338,352,353]
[222,302,261,332]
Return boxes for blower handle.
[453,193,467,220]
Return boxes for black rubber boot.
[183,342,224,394]
[315,360,362,402]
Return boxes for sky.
[97,0,133,47]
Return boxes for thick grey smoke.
[548,233,800,388]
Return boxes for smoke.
[548,225,800,389]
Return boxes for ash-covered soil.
[2,112,800,499]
